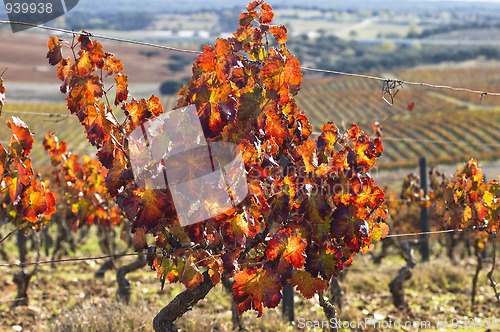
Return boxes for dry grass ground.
[0,243,498,331]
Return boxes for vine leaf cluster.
[0,116,56,230]
[46,0,388,316]
[42,131,127,231]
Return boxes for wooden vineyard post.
[420,157,430,262]
[282,283,294,323]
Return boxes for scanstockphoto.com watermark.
[296,317,500,330]
[247,164,381,197]
[297,318,433,330]
[3,0,79,32]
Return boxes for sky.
[2,0,500,25]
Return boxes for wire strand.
[302,67,500,97]
[0,221,28,244]
[0,252,140,268]
[0,227,488,268]
[2,21,500,98]
[2,110,70,118]
[309,132,500,148]
[380,136,500,148]
[0,21,203,54]
[384,227,485,238]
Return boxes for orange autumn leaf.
[76,51,93,76]
[259,2,274,24]
[261,48,302,95]
[114,73,129,105]
[232,267,282,317]
[105,56,124,75]
[7,117,34,157]
[266,228,307,268]
[18,182,56,223]
[146,95,165,117]
[87,40,106,69]
[43,1,391,312]
[296,139,317,174]
[46,36,63,66]
[179,258,204,290]
[122,188,171,229]
[262,108,287,145]
[269,25,287,45]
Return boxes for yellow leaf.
[483,191,494,207]
[463,206,472,222]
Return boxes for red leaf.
[266,228,307,268]
[232,267,282,317]
[223,212,260,247]
[0,77,6,114]
[44,191,56,218]
[123,188,172,229]
[290,271,328,299]
[7,117,34,157]
[408,101,415,111]
[306,243,343,280]
[132,227,148,250]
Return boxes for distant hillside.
[3,64,500,171]
[296,64,500,168]
[70,0,500,13]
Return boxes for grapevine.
[385,160,499,309]
[0,78,57,306]
[47,1,388,329]
[0,1,496,327]
[0,83,56,233]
